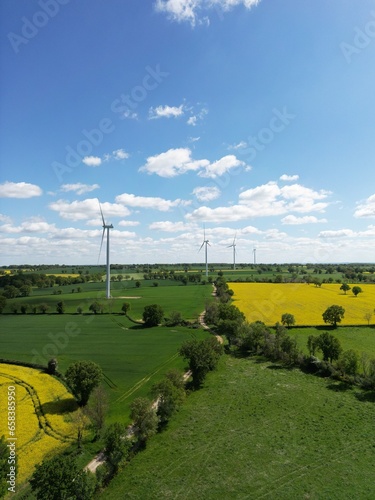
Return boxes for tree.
[104,422,131,473]
[130,397,159,444]
[38,303,49,314]
[89,301,103,314]
[151,377,186,424]
[142,304,164,327]
[307,335,319,356]
[352,286,362,297]
[135,280,141,288]
[65,361,102,406]
[337,349,359,376]
[56,300,65,314]
[19,284,32,297]
[281,313,296,328]
[364,311,373,325]
[316,332,342,362]
[121,302,131,315]
[3,285,19,299]
[20,303,28,314]
[322,305,345,327]
[47,358,58,375]
[340,283,351,295]
[85,385,108,439]
[179,337,223,388]
[0,295,6,313]
[30,454,95,500]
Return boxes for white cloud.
[49,198,130,221]
[139,148,246,179]
[116,193,187,211]
[280,174,299,182]
[319,229,356,238]
[82,156,102,167]
[187,107,208,126]
[61,183,100,195]
[0,220,56,234]
[113,148,129,160]
[187,116,197,126]
[187,181,331,222]
[0,181,42,198]
[193,186,221,202]
[354,194,375,218]
[149,104,184,119]
[0,214,12,223]
[281,215,327,225]
[139,148,209,178]
[198,155,246,179]
[229,141,248,150]
[155,0,260,26]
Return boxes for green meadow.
[0,282,213,423]
[103,355,375,499]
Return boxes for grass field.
[0,315,208,424]
[102,355,375,499]
[230,282,375,326]
[0,364,79,484]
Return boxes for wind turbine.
[227,234,237,270]
[199,227,210,277]
[98,200,113,299]
[253,247,257,266]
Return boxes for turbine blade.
[98,199,105,226]
[98,228,105,264]
[198,242,204,252]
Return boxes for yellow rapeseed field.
[0,364,80,484]
[230,283,375,326]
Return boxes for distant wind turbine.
[253,247,257,266]
[199,227,210,277]
[227,234,237,270]
[98,200,113,299]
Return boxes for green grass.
[102,355,375,499]
[2,282,213,319]
[0,284,213,423]
[287,326,375,359]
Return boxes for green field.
[103,355,375,499]
[0,283,213,424]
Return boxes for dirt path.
[198,284,224,344]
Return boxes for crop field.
[103,355,375,499]
[230,282,375,326]
[0,316,208,424]
[0,364,79,484]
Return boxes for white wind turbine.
[199,227,210,277]
[253,247,257,266]
[227,234,237,270]
[98,200,113,299]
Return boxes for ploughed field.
[230,283,375,326]
[102,355,375,499]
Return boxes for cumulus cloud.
[0,181,42,198]
[280,174,299,182]
[319,229,356,238]
[155,0,260,26]
[149,104,184,119]
[281,215,327,225]
[354,194,375,218]
[61,183,100,195]
[187,181,331,222]
[139,148,246,179]
[82,156,102,167]
[118,220,140,227]
[192,186,221,202]
[49,198,130,221]
[112,148,129,160]
[116,193,187,211]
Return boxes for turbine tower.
[98,201,113,299]
[253,247,257,266]
[228,234,237,270]
[199,227,210,277]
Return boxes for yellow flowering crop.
[230,283,375,326]
[0,364,83,485]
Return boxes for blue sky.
[1,0,375,265]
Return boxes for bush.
[142,304,164,327]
